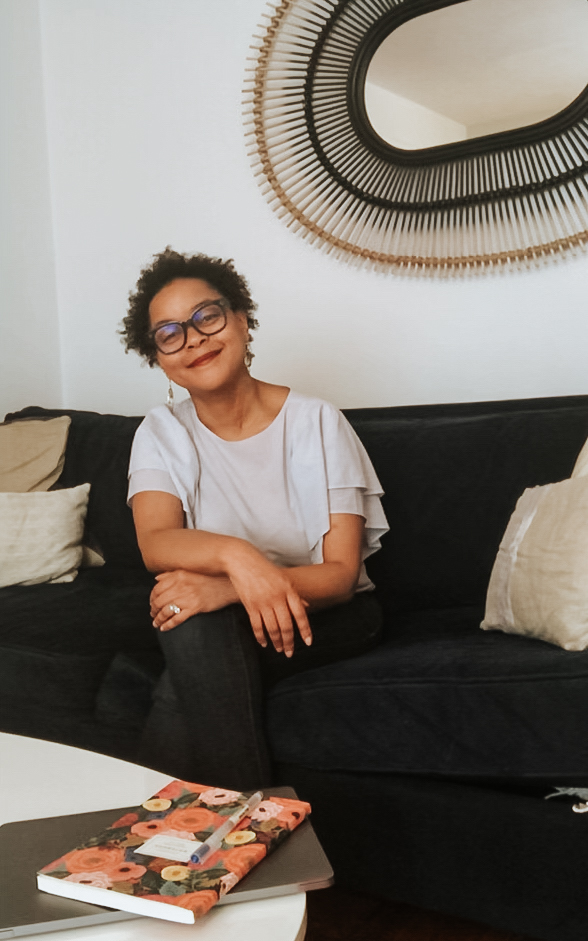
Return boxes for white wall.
[364,78,561,148]
[0,0,61,417]
[4,0,588,418]
[467,108,567,140]
[365,80,466,149]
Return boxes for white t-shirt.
[128,391,388,592]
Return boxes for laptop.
[0,786,333,937]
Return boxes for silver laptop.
[0,786,333,937]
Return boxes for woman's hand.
[150,570,238,631]
[225,545,312,657]
[151,555,312,657]
[134,491,313,654]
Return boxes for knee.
[157,610,217,647]
[157,605,247,652]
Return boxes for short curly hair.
[120,247,259,366]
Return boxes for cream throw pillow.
[0,484,91,588]
[481,476,588,651]
[0,416,71,492]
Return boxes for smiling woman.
[121,250,258,368]
[118,248,388,789]
[148,279,252,401]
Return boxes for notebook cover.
[1,786,332,937]
[36,781,313,923]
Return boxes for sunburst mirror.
[244,0,588,274]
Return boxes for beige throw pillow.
[481,476,588,651]
[0,416,71,492]
[0,484,91,588]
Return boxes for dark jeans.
[138,592,382,790]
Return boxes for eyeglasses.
[149,298,229,354]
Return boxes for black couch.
[4,397,588,941]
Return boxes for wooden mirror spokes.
[244,0,588,275]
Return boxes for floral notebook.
[37,780,311,924]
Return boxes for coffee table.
[0,732,307,941]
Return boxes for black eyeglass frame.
[149,298,231,355]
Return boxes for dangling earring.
[244,333,254,370]
[166,379,174,409]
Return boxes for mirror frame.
[244,0,588,274]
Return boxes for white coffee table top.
[0,732,306,941]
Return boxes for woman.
[121,248,388,789]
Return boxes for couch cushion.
[267,605,588,779]
[276,765,588,941]
[0,569,154,656]
[345,395,588,614]
[0,571,156,706]
[0,570,162,757]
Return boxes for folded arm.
[131,490,364,656]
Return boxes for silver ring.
[169,604,181,615]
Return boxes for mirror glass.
[364,0,588,150]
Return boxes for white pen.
[190,791,264,864]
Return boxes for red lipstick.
[188,350,220,368]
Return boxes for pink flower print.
[64,871,112,888]
[269,796,309,829]
[219,872,239,896]
[250,801,283,822]
[199,788,242,806]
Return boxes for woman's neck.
[189,377,289,441]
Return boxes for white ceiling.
[367,0,588,130]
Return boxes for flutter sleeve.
[127,406,200,527]
[287,396,389,563]
[128,418,179,503]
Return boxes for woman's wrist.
[285,562,358,609]
[214,575,240,607]
[221,537,266,579]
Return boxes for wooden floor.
[305,887,540,941]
